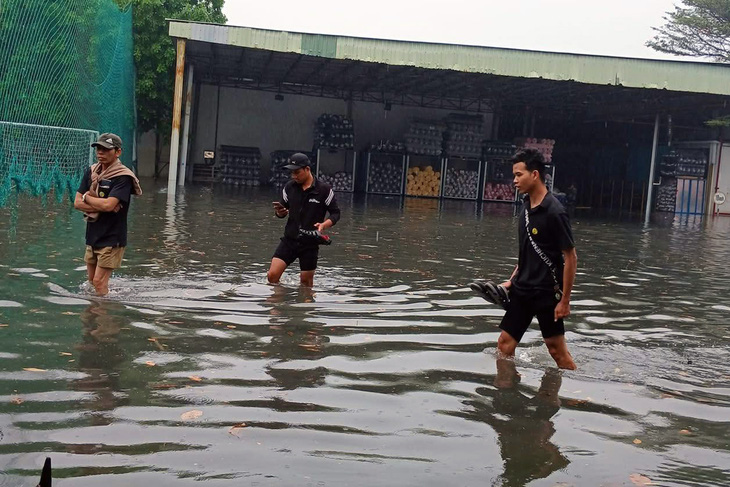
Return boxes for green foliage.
[0,0,134,205]
[649,1,730,127]
[648,0,730,61]
[705,115,730,126]
[131,0,226,136]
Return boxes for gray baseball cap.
[91,133,122,150]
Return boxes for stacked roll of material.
[443,167,479,199]
[445,116,483,158]
[661,150,708,178]
[655,178,678,212]
[315,114,355,149]
[368,161,404,194]
[370,140,406,153]
[219,146,261,186]
[405,120,445,156]
[514,138,555,163]
[483,141,517,157]
[406,165,441,197]
[484,182,515,201]
[319,171,353,192]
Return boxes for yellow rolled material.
[406,166,441,196]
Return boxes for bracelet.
[82,193,87,203]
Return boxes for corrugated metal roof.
[169,21,730,96]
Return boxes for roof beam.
[260,51,277,82]
[277,54,305,84]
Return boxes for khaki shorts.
[84,246,125,269]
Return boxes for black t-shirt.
[278,178,341,244]
[512,192,575,297]
[78,168,132,248]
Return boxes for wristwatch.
[82,193,87,203]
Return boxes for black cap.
[283,153,310,171]
[91,133,122,150]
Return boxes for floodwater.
[0,183,729,487]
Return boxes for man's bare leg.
[300,270,315,287]
[497,330,519,358]
[91,266,113,296]
[267,258,288,284]
[86,263,96,284]
[544,335,576,370]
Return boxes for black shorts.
[273,238,319,271]
[499,291,564,343]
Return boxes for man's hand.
[314,220,332,232]
[500,280,512,289]
[554,297,570,321]
[273,202,288,218]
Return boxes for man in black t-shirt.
[497,149,577,369]
[267,153,340,287]
[74,133,141,296]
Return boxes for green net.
[0,0,135,206]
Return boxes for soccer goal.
[0,121,98,206]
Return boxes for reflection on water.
[452,360,568,487]
[0,185,729,486]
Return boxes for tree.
[129,0,226,173]
[647,0,730,62]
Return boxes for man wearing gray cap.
[268,153,340,287]
[73,133,142,296]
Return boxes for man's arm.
[555,247,577,320]
[315,188,340,232]
[561,248,577,300]
[74,192,97,213]
[74,169,93,212]
[84,194,121,213]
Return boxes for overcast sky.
[223,0,695,61]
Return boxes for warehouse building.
[159,20,730,218]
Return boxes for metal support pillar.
[167,38,186,195]
[179,64,194,186]
[644,114,660,226]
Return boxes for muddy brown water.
[0,184,729,486]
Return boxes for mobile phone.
[273,201,284,209]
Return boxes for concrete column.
[179,64,194,186]
[167,38,186,195]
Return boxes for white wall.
[136,130,171,178]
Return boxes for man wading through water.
[471,149,577,369]
[74,133,142,296]
[267,153,340,287]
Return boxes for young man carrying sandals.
[472,149,577,369]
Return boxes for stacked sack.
[406,166,441,197]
